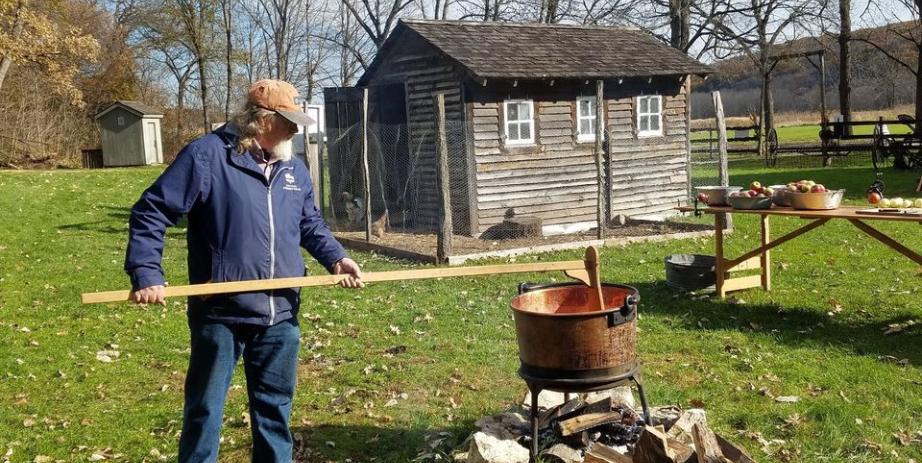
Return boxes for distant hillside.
[691,21,918,120]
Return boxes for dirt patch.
[334,219,713,263]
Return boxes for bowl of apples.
[768,184,791,206]
[786,180,844,210]
[728,182,774,210]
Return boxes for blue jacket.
[124,124,348,326]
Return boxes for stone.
[480,216,543,239]
[474,412,529,440]
[540,443,582,463]
[467,432,530,463]
[523,389,568,410]
[584,386,636,411]
[648,406,683,430]
[668,409,707,444]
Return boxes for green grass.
[1,166,921,462]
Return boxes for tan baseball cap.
[246,79,314,127]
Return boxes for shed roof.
[360,20,711,85]
[95,100,163,119]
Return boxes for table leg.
[848,219,922,265]
[715,213,726,298]
[760,214,771,291]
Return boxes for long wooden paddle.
[81,256,598,304]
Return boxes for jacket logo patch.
[283,172,301,191]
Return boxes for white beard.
[272,137,294,161]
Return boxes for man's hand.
[333,258,364,288]
[130,285,166,305]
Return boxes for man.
[124,79,363,462]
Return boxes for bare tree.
[455,0,513,20]
[220,0,233,121]
[838,0,851,131]
[707,0,829,156]
[338,0,415,49]
[302,0,335,101]
[166,0,219,132]
[857,1,922,133]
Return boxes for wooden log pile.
[454,389,755,463]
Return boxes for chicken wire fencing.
[322,120,471,235]
[315,118,721,261]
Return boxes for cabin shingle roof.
[94,100,162,119]
[392,20,711,80]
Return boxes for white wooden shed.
[94,101,164,166]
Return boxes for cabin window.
[117,116,125,126]
[636,95,663,137]
[504,99,534,145]
[576,96,599,142]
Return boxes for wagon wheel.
[765,128,779,167]
[871,124,890,171]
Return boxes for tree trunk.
[197,55,210,133]
[669,0,690,51]
[838,0,851,135]
[223,0,232,122]
[765,71,774,133]
[177,82,186,143]
[916,53,922,136]
[0,0,27,92]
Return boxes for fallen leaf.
[894,429,912,446]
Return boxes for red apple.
[868,192,882,204]
[750,181,762,192]
[697,192,709,203]
[811,184,827,193]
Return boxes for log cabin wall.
[464,77,689,235]
[363,37,475,235]
[607,77,689,218]
[465,80,598,234]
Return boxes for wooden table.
[678,206,922,298]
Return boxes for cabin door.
[143,121,160,164]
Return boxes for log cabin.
[324,19,710,237]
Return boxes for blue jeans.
[178,318,300,462]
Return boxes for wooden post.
[712,91,733,229]
[303,103,321,210]
[820,53,831,166]
[595,80,606,239]
[361,87,372,241]
[760,214,771,291]
[715,212,726,299]
[435,92,453,263]
[317,116,326,217]
[685,76,693,204]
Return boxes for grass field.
[1,165,921,462]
